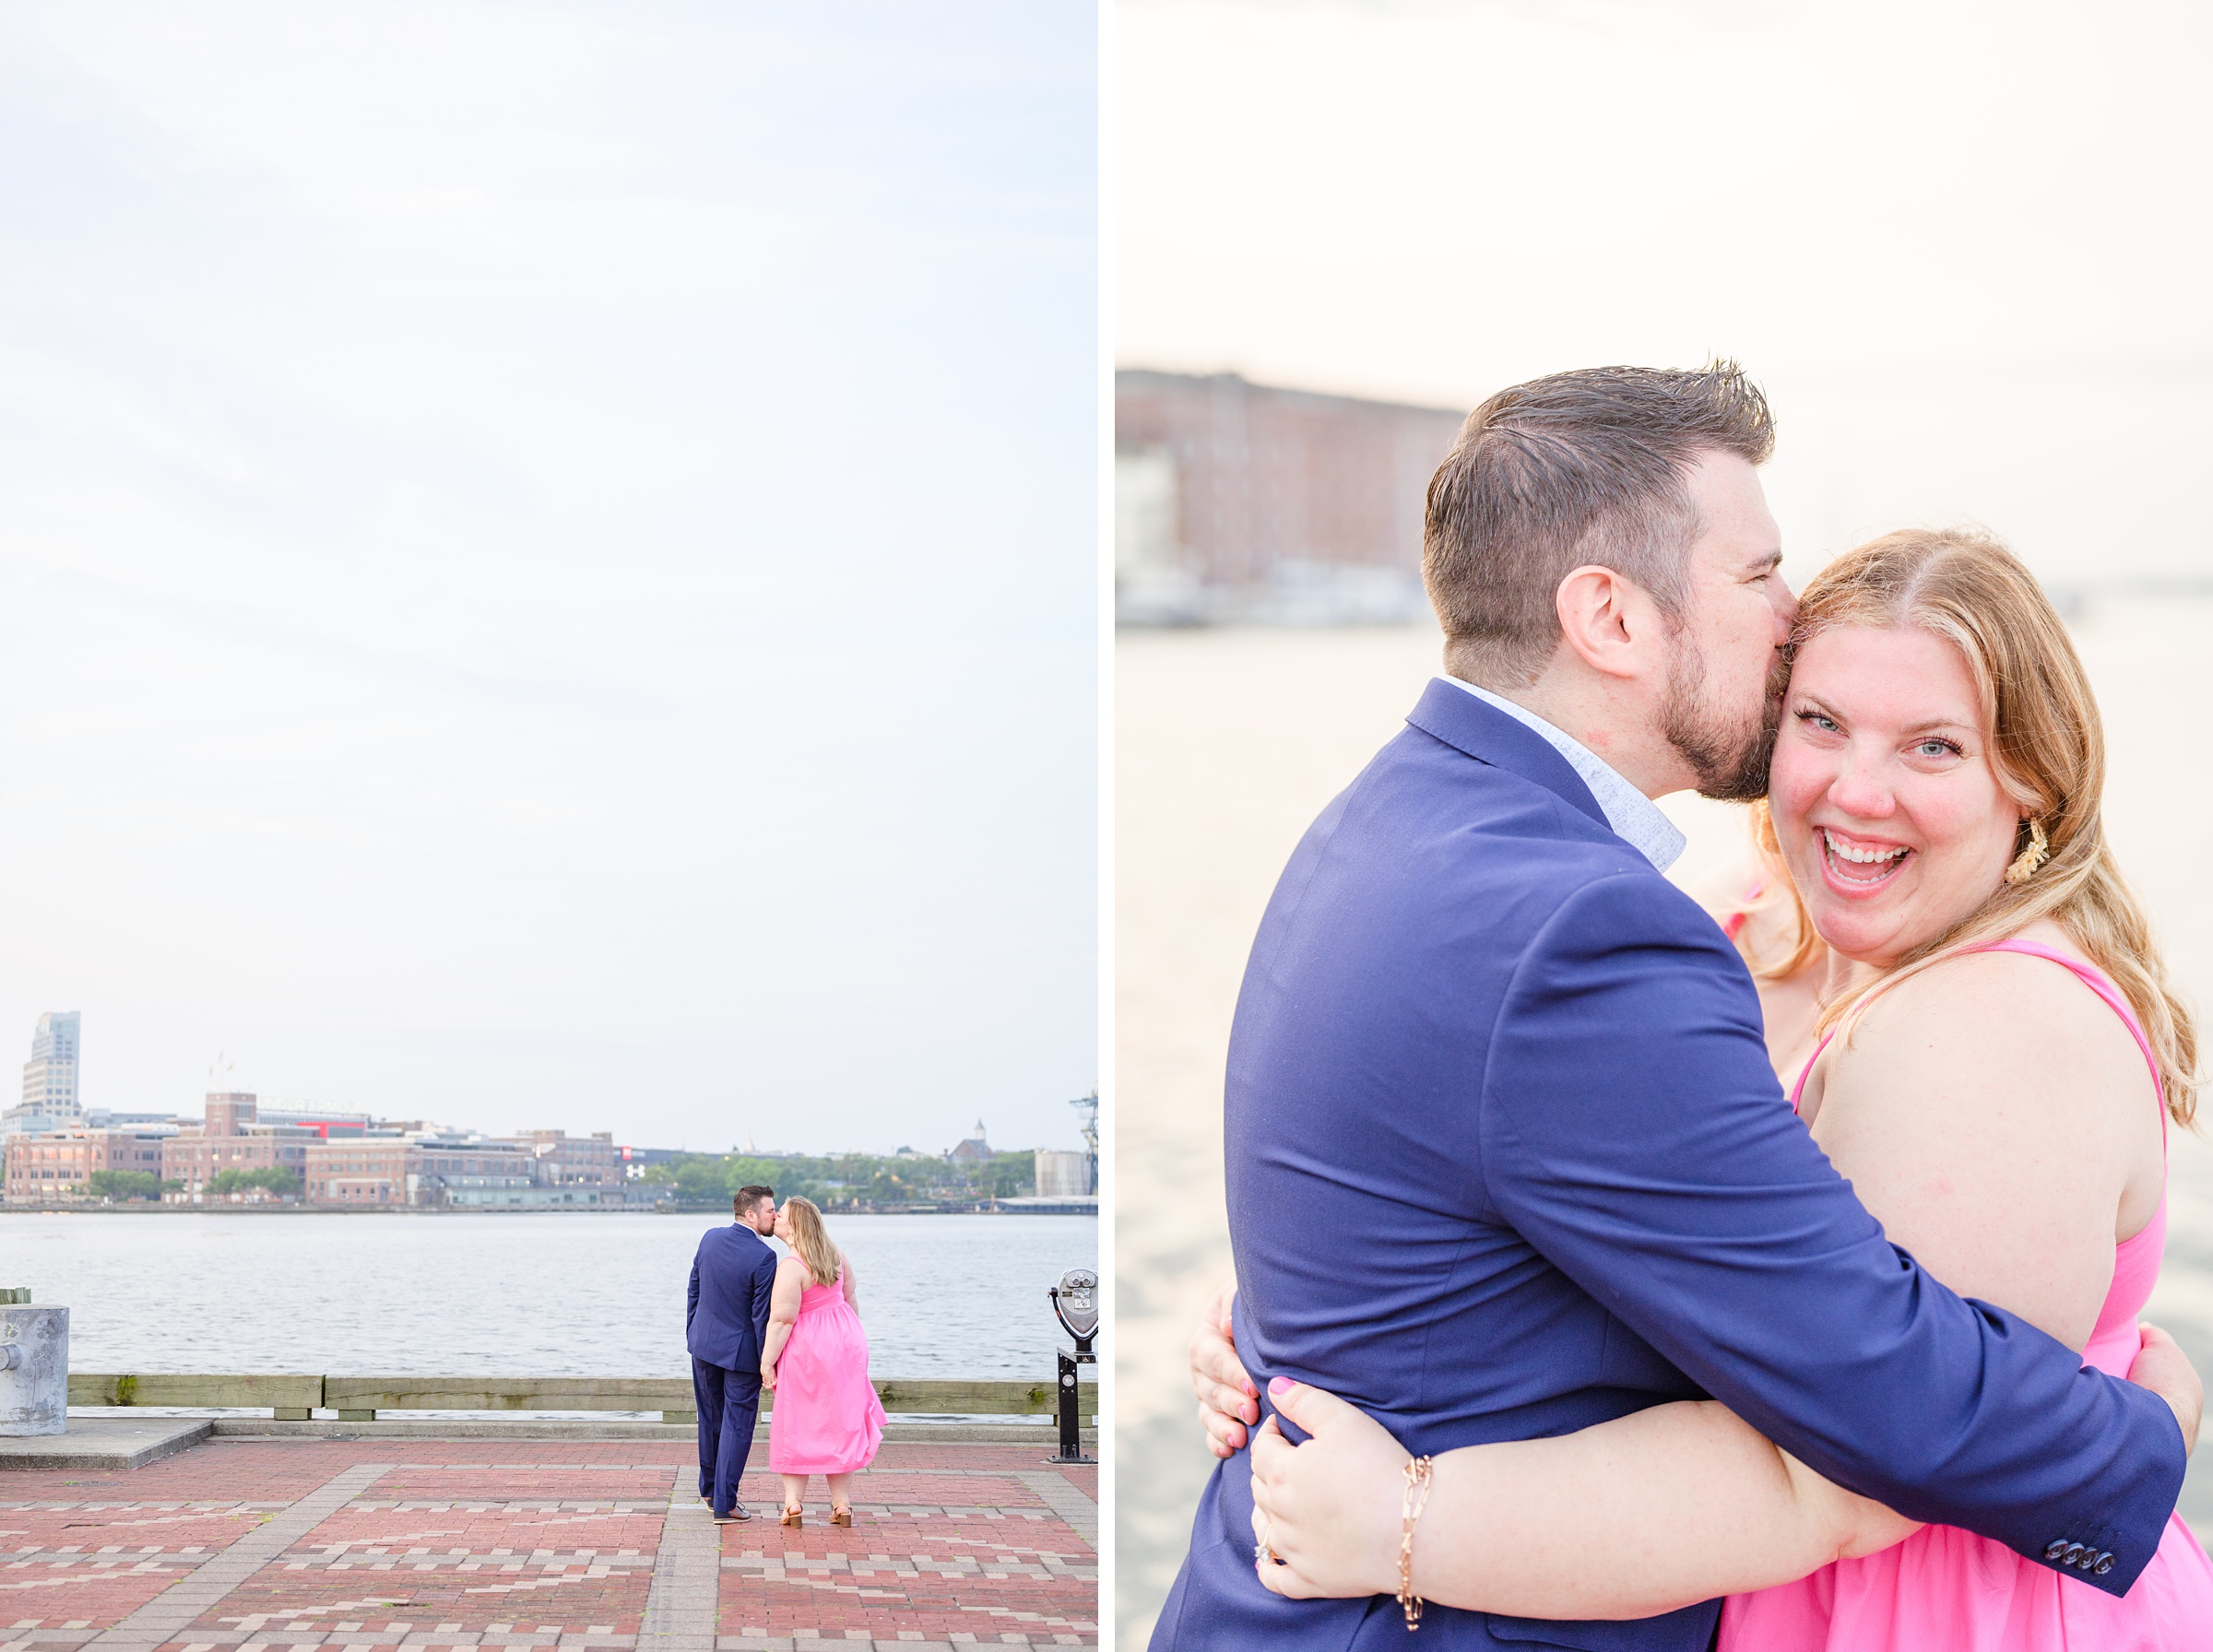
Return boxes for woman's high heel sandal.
[780,1506,803,1527]
[830,1505,853,1526]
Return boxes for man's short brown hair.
[1424,361,1775,688]
[733,1184,775,1214]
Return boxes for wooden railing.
[66,1372,1097,1425]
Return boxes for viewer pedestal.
[0,1302,67,1436]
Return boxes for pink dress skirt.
[767,1277,885,1475]
[1721,940,2213,1649]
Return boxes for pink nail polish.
[1269,1376,1292,1396]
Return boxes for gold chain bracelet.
[1398,1455,1435,1630]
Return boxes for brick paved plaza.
[0,1438,1096,1652]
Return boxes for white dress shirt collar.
[1442,677,1686,873]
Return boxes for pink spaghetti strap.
[1975,939,2168,1141]
[1787,1032,1830,1115]
[1787,938,2166,1139]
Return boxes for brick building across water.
[303,1127,622,1209]
[161,1092,315,1194]
[1,1126,168,1199]
[1116,369,1468,624]
[2,1090,629,1210]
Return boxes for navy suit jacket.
[686,1223,778,1375]
[1153,681,2185,1651]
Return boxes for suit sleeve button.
[2095,1553,2114,1575]
[2062,1543,2086,1566]
[2044,1540,2069,1561]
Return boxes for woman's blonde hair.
[782,1197,847,1297]
[1729,526,2196,1125]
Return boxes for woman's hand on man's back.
[2129,1323,2202,1457]
[1191,1280,1260,1457]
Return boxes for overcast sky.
[0,1,1096,1155]
[1119,0,2213,589]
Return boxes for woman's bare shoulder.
[1859,926,2105,1026]
[1842,928,2145,1095]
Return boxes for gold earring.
[2004,817,2050,885]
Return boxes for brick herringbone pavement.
[0,1440,1095,1652]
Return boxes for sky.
[0,0,1098,1155]
[1118,0,2213,590]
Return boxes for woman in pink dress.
[761,1197,885,1528]
[1195,529,2213,1646]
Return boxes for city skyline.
[2,1079,1095,1209]
[0,1008,1084,1157]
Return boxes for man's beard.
[1662,634,1786,803]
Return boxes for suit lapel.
[1403,678,1609,831]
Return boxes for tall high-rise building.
[5,1012,82,1137]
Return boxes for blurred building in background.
[1116,370,1466,626]
[1035,1147,1095,1198]
[163,1093,314,1192]
[2,1128,168,1199]
[946,1118,995,1163]
[0,1074,634,1209]
[508,1127,621,1187]
[4,1011,81,1137]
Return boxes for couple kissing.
[1153,363,2213,1649]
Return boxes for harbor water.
[2,1210,1095,1385]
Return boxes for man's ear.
[1555,563,1664,682]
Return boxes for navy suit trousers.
[692,1358,762,1514]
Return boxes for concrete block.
[0,1304,67,1435]
[0,1415,209,1469]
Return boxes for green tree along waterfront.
[207,1165,303,1198]
[642,1149,1040,1210]
[86,1169,178,1201]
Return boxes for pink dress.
[1721,939,2213,1649]
[766,1271,886,1475]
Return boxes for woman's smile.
[1816,825,1914,891]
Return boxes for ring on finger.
[1253,1518,1284,1567]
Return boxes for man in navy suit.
[688,1183,781,1522]
[1153,364,2199,1649]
